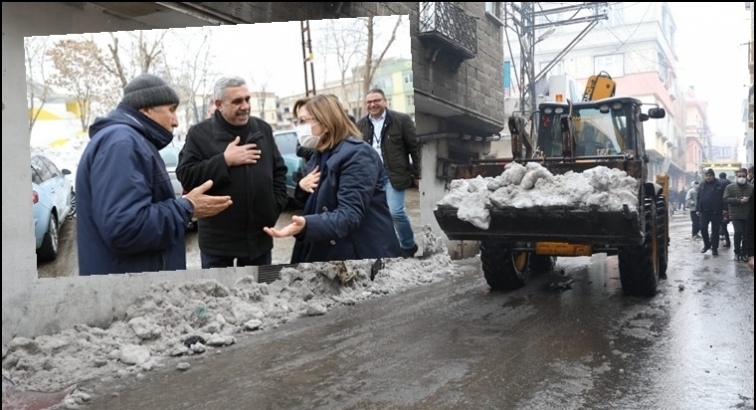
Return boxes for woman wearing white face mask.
[723,168,754,261]
[264,94,402,265]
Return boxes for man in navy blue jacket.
[76,74,232,276]
[696,168,727,256]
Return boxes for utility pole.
[505,2,607,156]
[301,20,317,96]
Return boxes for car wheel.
[38,213,59,262]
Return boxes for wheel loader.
[434,73,671,297]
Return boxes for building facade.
[745,2,754,168]
[684,88,710,180]
[507,2,696,190]
[277,57,416,126]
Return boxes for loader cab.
[537,97,665,159]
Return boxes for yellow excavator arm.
[582,71,616,102]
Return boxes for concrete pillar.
[2,3,37,341]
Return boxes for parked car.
[159,144,197,230]
[273,130,306,206]
[32,154,75,262]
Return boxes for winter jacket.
[357,109,420,190]
[697,180,726,213]
[290,136,402,263]
[723,182,754,220]
[685,188,699,211]
[76,104,194,276]
[176,112,288,260]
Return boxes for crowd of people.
[67,71,755,276]
[682,167,754,271]
[74,73,420,276]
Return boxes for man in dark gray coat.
[357,88,420,258]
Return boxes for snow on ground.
[1,228,459,407]
[436,162,640,230]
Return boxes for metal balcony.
[418,2,478,72]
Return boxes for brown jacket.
[357,109,420,190]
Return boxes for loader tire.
[655,195,669,280]
[618,197,659,297]
[529,255,556,274]
[480,241,529,291]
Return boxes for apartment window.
[404,73,413,84]
[406,95,415,106]
[485,2,503,19]
[657,51,670,84]
[386,97,392,108]
[539,60,564,76]
[594,54,624,77]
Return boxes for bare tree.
[47,39,114,132]
[316,16,405,112]
[361,16,404,97]
[161,27,215,127]
[318,18,365,113]
[25,37,51,132]
[90,29,169,89]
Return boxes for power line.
[611,1,653,52]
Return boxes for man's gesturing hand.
[224,136,262,166]
[183,180,232,219]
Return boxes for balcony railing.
[418,2,478,70]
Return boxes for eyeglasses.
[366,99,384,105]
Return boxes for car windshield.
[572,105,629,156]
[160,147,180,168]
[274,132,298,156]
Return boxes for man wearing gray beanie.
[75,74,233,276]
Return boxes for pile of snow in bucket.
[435,162,639,230]
[2,228,456,406]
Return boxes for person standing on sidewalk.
[356,88,420,258]
[724,168,754,261]
[697,169,727,256]
[718,172,733,248]
[685,181,701,239]
[177,76,289,269]
[76,74,232,276]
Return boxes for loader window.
[573,105,630,156]
[536,112,563,157]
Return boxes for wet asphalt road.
[82,212,755,410]
[36,188,423,276]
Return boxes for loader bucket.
[434,205,644,246]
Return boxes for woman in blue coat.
[264,94,402,263]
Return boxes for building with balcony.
[506,2,693,189]
[685,88,710,181]
[744,1,754,168]
[414,2,506,258]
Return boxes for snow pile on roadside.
[436,162,639,230]
[31,137,89,190]
[1,230,457,397]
